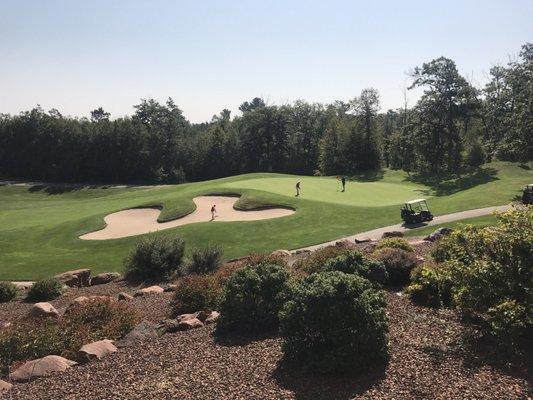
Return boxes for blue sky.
[1,0,531,122]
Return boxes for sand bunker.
[80,196,295,240]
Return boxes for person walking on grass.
[341,176,346,192]
[211,204,217,220]
[295,181,301,197]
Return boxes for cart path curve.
[293,204,512,252]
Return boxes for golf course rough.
[0,162,531,280]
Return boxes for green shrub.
[188,245,223,275]
[0,282,17,303]
[293,246,350,275]
[406,263,453,307]
[429,207,532,344]
[322,251,388,285]
[487,300,530,347]
[216,263,289,335]
[0,298,137,371]
[124,235,185,282]
[26,278,63,302]
[171,274,221,316]
[279,271,389,373]
[431,225,488,264]
[375,237,414,253]
[373,248,419,285]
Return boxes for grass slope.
[0,162,530,280]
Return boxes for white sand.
[79,196,295,240]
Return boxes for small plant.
[0,282,18,303]
[187,245,223,275]
[293,246,350,275]
[26,278,63,302]
[64,298,138,342]
[216,263,289,335]
[322,251,388,285]
[245,252,288,268]
[171,274,221,316]
[373,248,419,285]
[124,234,185,282]
[279,271,389,373]
[214,262,245,284]
[375,237,414,253]
[0,298,137,371]
[406,263,453,307]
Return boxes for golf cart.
[522,184,533,205]
[401,199,433,224]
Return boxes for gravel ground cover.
[4,290,530,399]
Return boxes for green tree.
[409,57,479,175]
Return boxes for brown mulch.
[0,281,173,329]
[4,288,530,400]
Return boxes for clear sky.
[1,0,531,123]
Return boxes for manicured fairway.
[0,162,530,280]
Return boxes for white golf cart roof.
[405,198,427,205]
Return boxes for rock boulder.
[54,268,91,287]
[10,355,77,382]
[118,292,134,301]
[78,339,117,363]
[0,380,12,392]
[90,272,122,285]
[134,285,164,297]
[204,311,220,324]
[28,302,60,319]
[116,321,159,348]
[424,227,454,242]
[382,231,404,238]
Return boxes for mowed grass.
[0,162,530,280]
[402,214,499,237]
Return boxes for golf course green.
[0,161,530,280]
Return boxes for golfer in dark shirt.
[295,181,301,197]
[341,176,346,192]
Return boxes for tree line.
[0,43,530,184]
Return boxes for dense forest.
[0,43,531,184]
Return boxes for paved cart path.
[293,204,511,252]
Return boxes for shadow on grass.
[406,167,499,196]
[347,169,385,182]
[273,359,387,400]
[26,183,137,195]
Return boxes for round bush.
[406,263,453,307]
[279,271,389,373]
[0,282,18,303]
[322,251,388,285]
[293,246,350,275]
[373,248,419,285]
[216,263,289,335]
[375,237,414,252]
[171,274,221,316]
[187,245,223,275]
[26,278,63,302]
[124,235,185,282]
